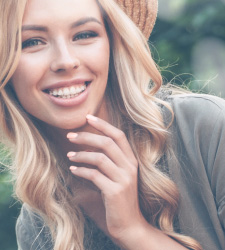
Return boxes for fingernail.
[67,152,76,158]
[67,133,78,139]
[86,114,98,122]
[70,166,77,171]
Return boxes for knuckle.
[97,153,106,165]
[121,168,137,186]
[102,137,114,147]
[109,186,123,197]
[88,169,99,181]
[115,130,126,141]
[130,161,138,172]
[130,167,138,180]
[130,158,138,168]
[123,176,132,188]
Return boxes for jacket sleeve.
[207,104,225,231]
[166,94,225,249]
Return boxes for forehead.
[23,0,103,24]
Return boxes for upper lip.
[42,78,92,91]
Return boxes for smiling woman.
[11,0,110,130]
[0,0,225,250]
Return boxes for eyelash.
[22,39,44,49]
[73,31,98,41]
[22,31,98,49]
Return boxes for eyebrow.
[22,17,102,32]
[22,25,47,32]
[71,17,102,28]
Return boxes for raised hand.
[67,114,145,244]
[67,115,189,250]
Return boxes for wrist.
[114,219,188,250]
[113,217,154,250]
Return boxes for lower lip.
[45,83,91,107]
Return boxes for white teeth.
[58,89,63,96]
[63,88,70,95]
[48,83,87,98]
[53,89,58,96]
[70,86,76,95]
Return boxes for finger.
[67,132,132,170]
[86,115,138,166]
[70,166,116,195]
[67,151,123,182]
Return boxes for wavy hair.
[0,0,202,249]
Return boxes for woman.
[0,0,224,249]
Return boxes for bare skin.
[67,115,188,250]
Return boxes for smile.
[45,82,90,99]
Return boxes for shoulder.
[168,93,225,117]
[165,92,225,144]
[166,94,225,136]
[16,204,53,250]
[165,93,225,185]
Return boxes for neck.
[39,97,111,157]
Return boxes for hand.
[67,114,145,244]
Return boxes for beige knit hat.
[115,0,158,38]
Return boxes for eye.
[73,31,98,41]
[22,39,44,49]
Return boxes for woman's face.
[11,0,110,130]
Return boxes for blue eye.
[22,39,43,49]
[73,32,98,41]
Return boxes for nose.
[50,40,80,73]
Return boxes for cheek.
[11,55,48,94]
[83,41,110,74]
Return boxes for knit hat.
[115,0,158,38]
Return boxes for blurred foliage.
[0,146,20,250]
[0,0,225,249]
[151,0,225,96]
[0,171,20,250]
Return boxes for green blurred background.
[1,0,225,249]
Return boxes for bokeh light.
[153,0,225,97]
[191,38,225,97]
[158,0,188,22]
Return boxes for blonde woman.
[0,0,224,249]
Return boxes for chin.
[56,119,88,131]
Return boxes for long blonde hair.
[0,0,202,249]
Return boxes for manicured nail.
[86,114,98,122]
[70,166,77,171]
[67,133,78,139]
[67,152,76,158]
